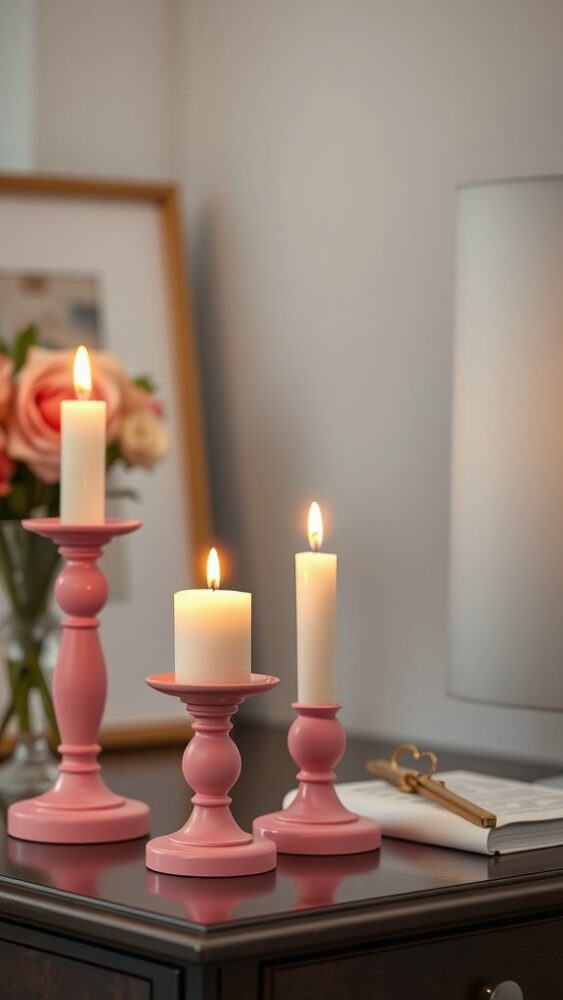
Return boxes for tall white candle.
[295,501,337,705]
[175,547,251,684]
[61,346,106,524]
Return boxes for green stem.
[7,660,31,733]
[0,528,21,615]
[0,696,15,740]
[29,646,59,742]
[0,660,30,736]
[27,545,61,621]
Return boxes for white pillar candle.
[175,547,251,684]
[295,502,337,705]
[61,347,106,525]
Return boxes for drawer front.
[0,939,150,1000]
[0,921,181,1000]
[264,918,563,1000]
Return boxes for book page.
[431,772,563,826]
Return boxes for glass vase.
[0,521,61,800]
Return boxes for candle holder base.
[8,784,149,845]
[253,812,380,856]
[145,673,279,877]
[8,519,150,845]
[253,704,381,856]
[146,833,276,879]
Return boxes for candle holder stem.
[253,704,381,855]
[8,520,150,844]
[145,673,279,877]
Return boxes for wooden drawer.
[0,921,180,1000]
[264,917,563,1000]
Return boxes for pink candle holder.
[253,704,381,855]
[145,672,279,877]
[8,519,150,844]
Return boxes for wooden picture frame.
[0,174,211,751]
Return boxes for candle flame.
[207,547,221,590]
[308,501,323,551]
[73,346,92,400]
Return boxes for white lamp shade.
[449,177,563,710]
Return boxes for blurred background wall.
[2,0,563,761]
[0,1,35,169]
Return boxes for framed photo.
[0,174,211,746]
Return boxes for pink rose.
[7,347,123,483]
[0,355,14,424]
[121,380,163,418]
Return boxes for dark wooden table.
[0,723,562,999]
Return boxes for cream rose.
[118,409,169,468]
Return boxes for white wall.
[176,0,563,762]
[0,0,175,179]
[36,0,175,178]
[0,0,35,169]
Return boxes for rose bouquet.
[0,326,168,795]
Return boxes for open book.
[283,771,563,855]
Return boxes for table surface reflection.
[0,723,562,932]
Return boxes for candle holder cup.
[145,673,279,877]
[8,519,150,844]
[253,704,381,855]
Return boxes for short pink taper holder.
[145,672,279,877]
[253,704,381,855]
[8,518,150,844]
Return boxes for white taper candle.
[60,347,106,524]
[295,502,337,704]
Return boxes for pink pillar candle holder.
[145,672,279,877]
[8,519,150,844]
[253,704,381,855]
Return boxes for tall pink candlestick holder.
[8,518,150,844]
[253,704,381,855]
[145,672,279,877]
